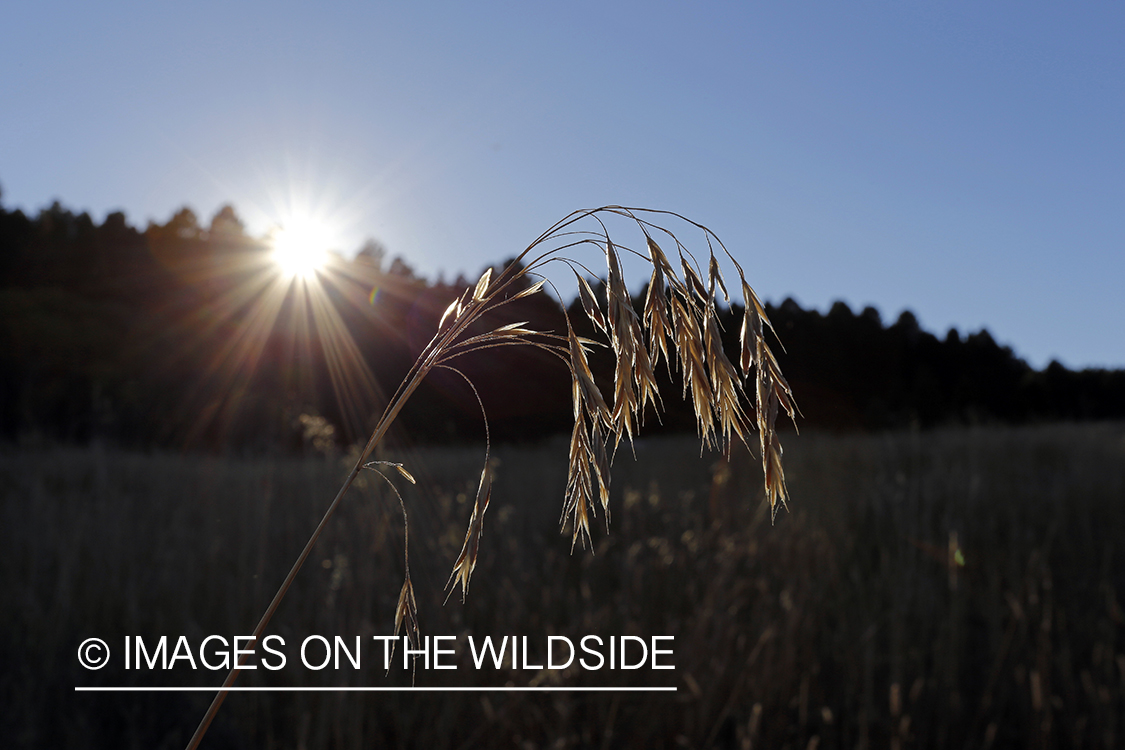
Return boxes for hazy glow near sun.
[270,216,334,278]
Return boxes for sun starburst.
[270,215,335,279]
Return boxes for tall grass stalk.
[185,206,796,749]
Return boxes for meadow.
[3,422,1123,749]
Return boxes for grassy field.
[3,423,1124,749]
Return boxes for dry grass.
[420,207,797,560]
[395,207,796,572]
[6,422,1124,748]
[176,206,798,748]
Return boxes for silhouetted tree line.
[2,191,1122,452]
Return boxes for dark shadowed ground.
[3,423,1124,749]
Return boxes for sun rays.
[168,206,386,446]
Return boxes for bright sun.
[270,217,334,279]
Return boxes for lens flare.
[169,200,385,445]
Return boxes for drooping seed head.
[446,465,492,601]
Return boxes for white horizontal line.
[75,686,676,693]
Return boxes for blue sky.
[2,2,1122,368]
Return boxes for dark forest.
[3,194,1121,452]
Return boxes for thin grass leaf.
[446,465,492,601]
[494,321,533,334]
[394,573,419,651]
[575,273,608,334]
[644,264,672,370]
[568,328,612,428]
[511,278,547,300]
[438,298,461,333]
[473,267,492,301]
[363,460,416,485]
[708,254,729,302]
[680,256,708,301]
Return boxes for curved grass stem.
[184,369,431,750]
[184,205,796,748]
